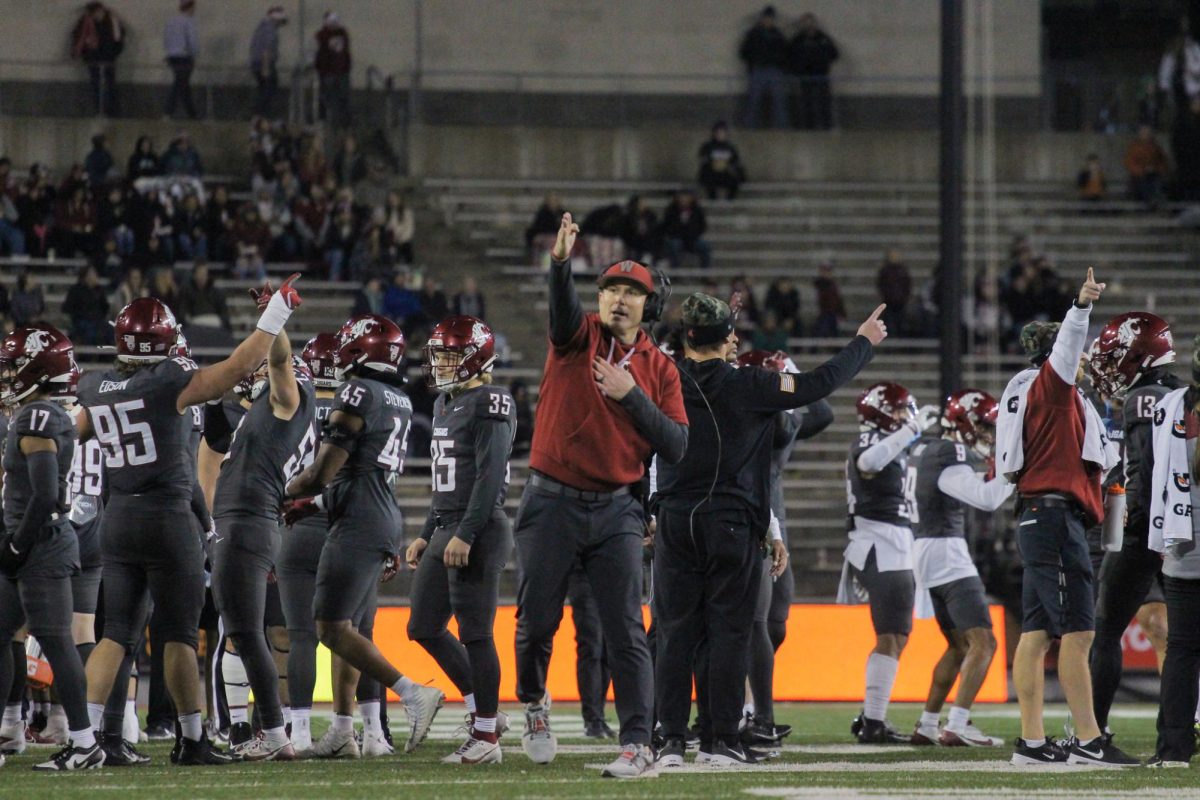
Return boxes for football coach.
[514,212,688,778]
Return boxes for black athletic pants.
[1155,576,1200,762]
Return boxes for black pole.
[939,0,964,400]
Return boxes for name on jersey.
[433,427,448,436]
[383,390,412,410]
[99,379,131,393]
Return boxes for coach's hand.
[1077,267,1105,307]
[593,357,636,400]
[445,536,471,569]
[551,212,579,261]
[405,538,428,569]
[769,539,788,578]
[857,304,888,345]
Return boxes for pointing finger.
[868,303,886,322]
[1087,267,1095,285]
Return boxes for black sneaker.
[101,733,151,766]
[32,742,106,771]
[707,740,758,767]
[850,710,865,738]
[1011,737,1069,766]
[686,723,703,747]
[177,736,238,766]
[144,723,174,741]
[742,720,790,746]
[656,736,686,768]
[856,716,908,744]
[228,722,254,750]
[1067,738,1140,767]
[584,719,616,739]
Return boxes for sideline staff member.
[514,212,688,779]
[653,293,884,766]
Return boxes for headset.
[643,267,672,324]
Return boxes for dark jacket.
[661,201,707,244]
[788,30,839,76]
[739,25,788,71]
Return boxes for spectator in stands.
[698,121,745,200]
[812,260,846,337]
[16,170,55,258]
[149,266,181,315]
[131,187,176,263]
[351,274,385,316]
[84,134,117,188]
[72,2,124,117]
[62,265,110,346]
[764,276,802,336]
[525,192,564,252]
[174,192,207,260]
[322,205,358,281]
[11,269,46,328]
[968,274,1001,348]
[92,235,125,279]
[135,234,173,270]
[249,6,287,117]
[109,265,149,317]
[333,135,367,188]
[619,195,660,264]
[232,203,270,280]
[162,131,204,178]
[452,275,486,320]
[163,0,199,119]
[383,270,422,331]
[510,379,534,457]
[292,183,329,259]
[0,175,24,256]
[730,274,761,327]
[177,261,230,330]
[55,184,98,258]
[297,132,329,188]
[579,202,625,266]
[256,188,296,261]
[1076,153,1107,203]
[203,184,236,262]
[876,249,911,337]
[126,136,162,181]
[662,189,712,269]
[1124,124,1169,209]
[1158,20,1200,112]
[315,12,352,130]
[419,277,448,322]
[739,5,789,128]
[382,190,414,264]
[787,12,839,130]
[275,165,301,206]
[751,312,789,351]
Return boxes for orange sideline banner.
[310,603,1007,704]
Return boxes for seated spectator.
[452,275,486,320]
[620,195,660,264]
[204,185,236,262]
[85,134,117,188]
[177,260,229,329]
[62,264,110,345]
[0,182,24,256]
[161,131,203,177]
[764,276,802,335]
[293,183,330,259]
[91,235,125,279]
[525,192,563,253]
[419,277,448,323]
[130,186,175,261]
[730,274,761,328]
[17,173,56,257]
[126,135,161,181]
[98,184,135,256]
[54,184,98,258]
[134,234,173,270]
[149,266,181,315]
[275,165,301,206]
[297,132,329,188]
[876,248,911,336]
[11,269,46,327]
[232,203,270,280]
[352,274,385,316]
[662,189,712,269]
[698,121,745,200]
[750,312,789,351]
[1076,153,1107,202]
[333,134,367,188]
[321,205,358,281]
[174,192,207,260]
[1124,124,1169,208]
[812,260,846,337]
[580,202,625,266]
[382,190,414,264]
[255,188,296,261]
[383,270,423,332]
[109,264,149,317]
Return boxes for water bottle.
[1101,486,1126,552]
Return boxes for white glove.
[914,405,941,433]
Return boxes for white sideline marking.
[970,707,1158,720]
[589,760,1140,775]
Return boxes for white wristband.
[768,514,782,542]
[256,291,293,335]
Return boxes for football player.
[285,314,444,757]
[908,390,1010,747]
[840,382,935,743]
[76,277,303,767]
[405,316,515,765]
[0,325,103,770]
[1085,312,1178,746]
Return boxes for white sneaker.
[0,723,26,754]
[521,703,557,764]
[0,751,5,768]
[311,727,361,759]
[963,722,1005,746]
[362,730,394,757]
[600,743,657,778]
[237,737,298,762]
[42,713,69,746]
[911,721,942,746]
[442,735,502,765]
[401,684,445,754]
[941,725,1002,747]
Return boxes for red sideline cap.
[597,260,654,294]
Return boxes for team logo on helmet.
[24,330,51,356]
[957,391,984,411]
[1116,317,1142,348]
[346,317,378,341]
[470,321,489,347]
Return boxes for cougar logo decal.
[24,330,51,355]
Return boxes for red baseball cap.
[597,260,654,294]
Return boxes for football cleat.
[600,743,657,778]
[400,684,445,753]
[521,702,557,764]
[33,742,106,771]
[705,741,759,767]
[237,738,297,762]
[911,721,941,746]
[100,732,151,766]
[584,719,617,739]
[442,734,502,765]
[856,716,908,744]
[0,723,27,755]
[940,727,1002,747]
[312,726,360,759]
[964,721,1005,746]
[39,713,69,746]
[145,723,175,741]
[176,736,237,766]
[361,730,394,758]
[1146,755,1190,768]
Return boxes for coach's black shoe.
[101,733,150,766]
[856,717,908,744]
[686,723,704,747]
[177,736,237,766]
[742,719,791,746]
[1010,738,1069,766]
[656,737,686,768]
[32,742,105,771]
[584,719,616,739]
[145,723,174,741]
[1066,737,1140,767]
[707,740,759,767]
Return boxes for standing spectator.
[452,276,486,320]
[177,261,229,329]
[333,135,367,188]
[249,6,287,118]
[72,1,124,116]
[381,190,414,264]
[812,261,846,337]
[876,249,912,337]
[174,192,207,260]
[149,266,181,315]
[109,265,148,317]
[662,190,712,269]
[315,12,352,130]
[292,183,330,258]
[620,195,660,264]
[55,184,98,258]
[787,12,839,130]
[11,269,46,327]
[232,203,270,280]
[0,177,24,256]
[163,0,199,119]
[84,134,116,188]
[739,6,789,129]
[351,274,384,316]
[1124,124,1170,209]
[204,184,236,261]
[764,276,802,336]
[1076,153,1107,203]
[161,131,204,178]
[321,205,357,281]
[126,136,162,181]
[418,277,448,322]
[697,121,745,200]
[62,265,110,345]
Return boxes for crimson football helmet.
[175,331,191,359]
[422,315,497,390]
[0,325,79,406]
[235,355,312,401]
[1087,312,1175,400]
[302,333,341,389]
[335,314,406,379]
[114,297,180,363]
[942,388,999,457]
[856,382,916,433]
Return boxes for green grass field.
[3,703,1199,799]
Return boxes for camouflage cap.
[1020,321,1060,358]
[681,293,731,327]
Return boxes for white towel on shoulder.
[1149,387,1193,553]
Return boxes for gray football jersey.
[429,385,515,527]
[292,396,335,531]
[215,376,318,520]
[3,401,76,532]
[845,431,910,528]
[77,358,198,500]
[326,377,411,552]
[911,435,972,540]
[66,437,106,526]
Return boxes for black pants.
[145,605,175,729]
[653,506,762,743]
[252,67,278,117]
[87,61,118,116]
[166,56,197,118]
[1156,575,1200,762]
[568,563,611,725]
[1091,539,1162,730]
[795,76,833,129]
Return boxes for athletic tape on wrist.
[256,292,294,335]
